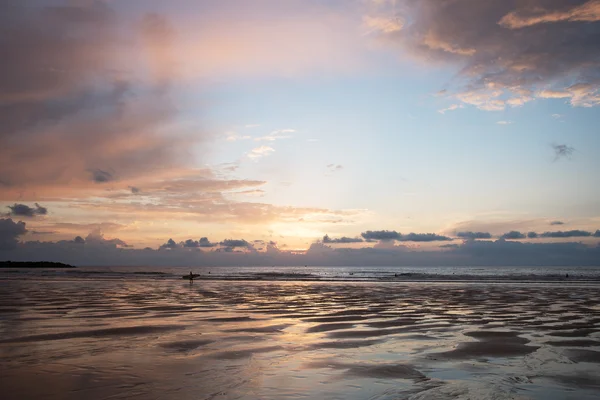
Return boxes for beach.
[1,272,599,399]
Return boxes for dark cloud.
[90,169,113,183]
[2,235,600,267]
[7,203,48,217]
[323,234,364,244]
[360,230,450,242]
[374,0,600,110]
[183,239,200,248]
[34,203,48,215]
[0,218,27,250]
[398,233,452,242]
[220,239,250,248]
[0,2,196,191]
[550,220,565,225]
[361,230,402,241]
[181,237,216,248]
[594,230,600,237]
[500,231,526,240]
[456,231,492,240]
[73,236,85,244]
[540,230,593,238]
[160,238,178,249]
[552,144,575,161]
[129,186,141,194]
[0,1,117,137]
[527,232,539,239]
[199,237,216,248]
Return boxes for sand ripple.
[0,280,599,399]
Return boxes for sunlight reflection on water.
[1,279,599,399]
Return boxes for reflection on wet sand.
[0,280,599,399]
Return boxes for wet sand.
[0,279,599,399]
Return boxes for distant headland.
[0,261,76,269]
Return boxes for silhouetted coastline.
[0,261,75,269]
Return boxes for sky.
[1,0,600,266]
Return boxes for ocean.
[2,265,600,283]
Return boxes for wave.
[1,265,600,283]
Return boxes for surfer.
[189,271,193,280]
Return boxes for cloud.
[234,189,266,197]
[225,132,252,142]
[138,176,266,194]
[3,234,600,267]
[0,2,199,196]
[181,237,217,248]
[373,0,600,110]
[160,238,179,250]
[550,221,565,226]
[7,203,48,218]
[363,15,404,35]
[500,231,526,240]
[595,230,600,237]
[498,1,600,29]
[90,169,113,183]
[360,230,451,242]
[538,84,600,107]
[129,186,141,194]
[456,231,492,240]
[496,120,513,125]
[446,218,595,239]
[183,239,200,248]
[540,230,593,238]
[538,90,572,99]
[85,229,129,248]
[326,164,344,173]
[398,233,452,242]
[72,192,361,227]
[527,232,539,239]
[220,239,250,248]
[159,1,369,79]
[552,144,575,161]
[438,104,463,114]
[31,230,56,235]
[199,237,217,247]
[0,218,27,250]
[323,234,364,244]
[48,222,124,236]
[361,230,402,241]
[254,129,295,142]
[248,146,275,160]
